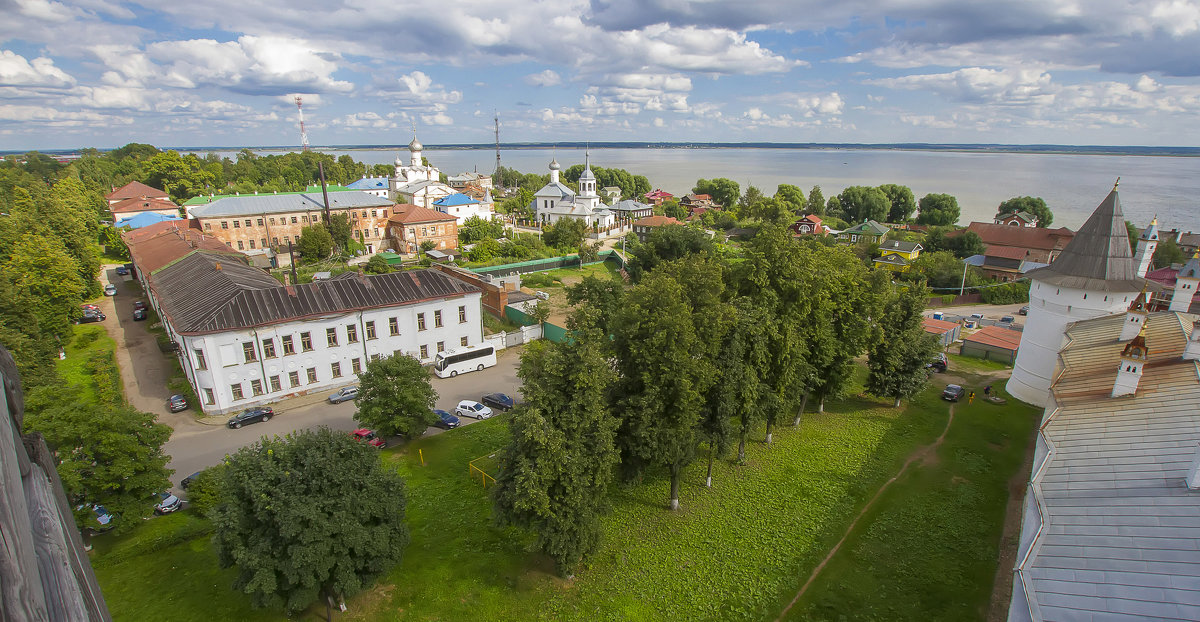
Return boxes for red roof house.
[643,189,674,206]
[106,181,169,204]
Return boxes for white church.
[390,135,495,225]
[531,154,616,228]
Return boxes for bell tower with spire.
[1135,216,1159,278]
[1170,251,1200,313]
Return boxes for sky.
[1,0,1199,150]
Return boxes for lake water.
[206,147,1200,231]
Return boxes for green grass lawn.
[92,367,1037,622]
[947,352,1014,374]
[57,324,119,405]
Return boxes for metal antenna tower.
[294,96,310,151]
[493,111,501,176]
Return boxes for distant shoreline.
[6,142,1199,158]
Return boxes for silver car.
[328,386,359,404]
[455,400,493,419]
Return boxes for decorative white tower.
[1183,320,1200,362]
[1111,329,1148,398]
[409,135,423,167]
[1119,290,1149,341]
[1007,184,1151,407]
[1134,216,1159,278]
[1169,251,1200,313]
[548,158,561,185]
[577,149,600,210]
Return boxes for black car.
[227,407,274,429]
[1018,305,1029,316]
[927,353,948,373]
[115,265,129,276]
[133,308,147,321]
[942,384,966,402]
[75,310,105,324]
[180,470,203,490]
[133,301,147,311]
[481,392,515,411]
[167,394,188,413]
[433,409,460,429]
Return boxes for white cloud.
[794,92,844,117]
[376,70,462,107]
[524,69,561,87]
[868,67,1055,105]
[0,50,75,87]
[421,112,454,126]
[1148,0,1200,36]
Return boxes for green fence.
[471,250,622,276]
[542,323,568,343]
[502,305,568,343]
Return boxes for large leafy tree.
[296,223,334,259]
[916,193,961,226]
[804,247,881,414]
[212,428,410,615]
[542,217,588,249]
[997,196,1053,228]
[459,215,506,244]
[924,228,986,258]
[903,250,983,290]
[23,387,172,532]
[710,297,774,465]
[807,185,826,215]
[878,184,917,223]
[774,184,807,214]
[327,213,353,250]
[866,282,941,407]
[1,233,86,338]
[693,177,740,209]
[837,186,890,223]
[566,275,624,334]
[493,307,618,576]
[626,224,713,281]
[355,354,438,438]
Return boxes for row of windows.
[206,210,385,233]
[193,309,468,369]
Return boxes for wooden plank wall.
[0,346,111,621]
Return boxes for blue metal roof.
[119,212,183,229]
[432,192,479,207]
[346,177,390,190]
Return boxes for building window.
[306,367,317,384]
[257,218,264,226]
[289,371,300,387]
[346,324,358,343]
[331,362,342,378]
[291,216,298,224]
[233,220,240,228]
[372,210,378,217]
[361,211,367,218]
[351,358,361,374]
[261,238,267,248]
[365,321,376,340]
[434,310,443,328]
[301,332,313,351]
[375,228,380,238]
[389,317,399,336]
[460,336,468,347]
[204,222,211,230]
[282,335,295,355]
[458,305,467,323]
[272,237,279,246]
[302,215,309,222]
[262,338,276,358]
[221,221,228,229]
[203,388,215,404]
[194,348,207,370]
[244,219,252,227]
[420,344,428,359]
[326,328,338,347]
[237,240,245,250]
[242,342,257,363]
[269,217,276,225]
[370,354,381,362]
[251,379,264,396]
[249,239,256,249]
[437,341,445,353]
[417,313,426,331]
[231,384,244,400]
[269,375,281,392]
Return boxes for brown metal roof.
[149,253,480,335]
[962,325,1022,350]
[633,215,683,227]
[984,246,1030,260]
[386,203,457,224]
[110,196,180,214]
[957,222,1074,251]
[123,222,239,275]
[106,181,168,201]
[922,317,959,334]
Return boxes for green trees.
[296,223,334,259]
[493,308,619,576]
[916,193,961,226]
[904,251,981,290]
[693,178,740,209]
[327,213,354,250]
[1154,238,1186,268]
[354,354,438,438]
[212,428,410,615]
[997,196,1053,228]
[562,164,650,200]
[807,185,825,215]
[924,228,985,258]
[878,184,917,223]
[459,215,506,244]
[626,224,713,281]
[774,184,807,214]
[542,218,588,249]
[363,254,393,274]
[837,186,889,223]
[866,282,940,407]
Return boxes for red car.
[350,429,386,448]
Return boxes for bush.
[185,465,226,517]
[74,329,101,349]
[980,281,1030,304]
[91,513,214,569]
[86,350,124,406]
[522,272,560,288]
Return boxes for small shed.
[922,316,961,347]
[960,325,1022,364]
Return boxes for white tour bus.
[432,343,497,378]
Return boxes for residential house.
[632,215,683,242]
[959,325,1021,364]
[608,199,654,222]
[345,176,391,198]
[643,189,674,206]
[600,186,622,202]
[118,212,184,230]
[105,181,169,205]
[446,171,493,190]
[531,155,615,228]
[836,220,890,245]
[386,204,459,254]
[967,246,1049,282]
[110,196,181,224]
[873,239,922,272]
[431,191,496,225]
[679,193,714,210]
[951,222,1075,264]
[922,316,961,347]
[187,190,395,255]
[1148,227,1200,255]
[994,211,1038,227]
[789,214,826,237]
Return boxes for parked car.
[81,303,101,312]
[226,407,273,429]
[481,392,515,411]
[350,428,386,448]
[133,308,147,321]
[942,384,966,402]
[133,300,147,311]
[180,470,203,490]
[433,409,460,429]
[969,312,985,320]
[115,265,129,276]
[78,504,117,534]
[927,353,948,373]
[167,394,188,413]
[75,310,105,324]
[999,315,1016,324]
[1018,305,1029,316]
[535,290,550,300]
[103,284,117,296]
[328,386,359,404]
[154,492,182,514]
[455,400,493,420]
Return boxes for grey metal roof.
[878,239,922,253]
[1014,311,1200,621]
[189,191,391,218]
[609,199,652,213]
[1025,189,1150,292]
[534,181,573,200]
[150,252,479,334]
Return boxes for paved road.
[163,347,523,490]
[928,301,1029,329]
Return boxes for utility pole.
[959,260,969,296]
[318,161,331,225]
[288,241,298,284]
[294,96,310,152]
[493,111,501,177]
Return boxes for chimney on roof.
[214,261,222,271]
[1184,320,1200,362]
[1112,329,1148,398]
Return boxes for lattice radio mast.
[493,111,501,176]
[294,96,310,151]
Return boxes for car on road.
[75,309,106,324]
[481,392,515,411]
[433,409,460,429]
[115,265,129,276]
[942,384,966,402]
[180,470,203,490]
[999,315,1016,324]
[155,492,182,514]
[133,308,147,321]
[350,428,386,448]
[226,407,273,429]
[927,353,948,373]
[456,400,493,420]
[969,312,985,320]
[327,386,359,404]
[133,301,147,311]
[103,284,117,296]
[167,394,188,413]
[1018,305,1029,316]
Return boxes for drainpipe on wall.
[251,329,269,395]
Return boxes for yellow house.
[873,239,923,272]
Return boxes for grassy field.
[92,367,1038,621]
[947,352,1014,373]
[57,323,120,405]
